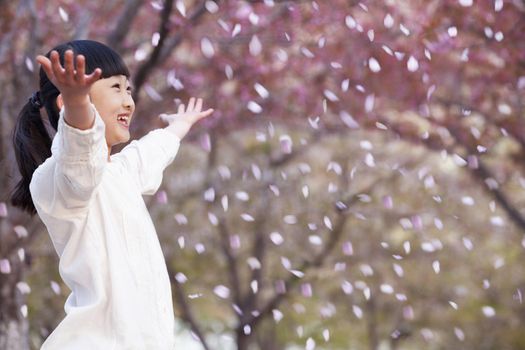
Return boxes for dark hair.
[10,39,130,215]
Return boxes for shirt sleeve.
[115,128,181,195]
[53,103,108,210]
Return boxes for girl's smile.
[117,113,130,128]
[88,74,135,151]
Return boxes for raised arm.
[114,97,214,196]
[33,50,107,212]
[36,50,102,130]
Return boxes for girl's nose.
[123,94,134,109]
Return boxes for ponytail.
[10,92,53,215]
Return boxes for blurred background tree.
[1,0,524,349]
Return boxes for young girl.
[10,39,213,349]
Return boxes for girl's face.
[88,74,135,149]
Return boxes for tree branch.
[376,106,525,235]
[216,218,244,309]
[132,0,175,102]
[106,0,146,53]
[167,264,212,350]
[239,165,407,331]
[241,215,266,314]
[156,0,217,65]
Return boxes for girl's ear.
[56,93,93,111]
[56,94,64,110]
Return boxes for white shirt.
[30,104,181,350]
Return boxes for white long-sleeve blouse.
[30,103,181,349]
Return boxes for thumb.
[195,108,214,121]
[159,113,176,123]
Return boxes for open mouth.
[117,115,130,128]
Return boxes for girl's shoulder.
[107,153,135,182]
[29,155,56,209]
[31,155,55,186]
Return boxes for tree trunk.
[255,321,282,350]
[236,326,250,350]
[366,297,378,350]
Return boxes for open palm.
[36,49,102,99]
[159,97,214,139]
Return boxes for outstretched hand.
[36,49,102,103]
[159,97,214,139]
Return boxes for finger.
[195,98,203,112]
[64,50,75,82]
[159,113,168,123]
[50,51,65,82]
[85,68,102,85]
[159,114,176,123]
[76,55,86,85]
[197,108,214,120]
[187,97,196,112]
[36,55,55,82]
[178,103,185,114]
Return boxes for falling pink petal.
[230,235,241,250]
[272,309,283,322]
[382,195,393,209]
[342,241,353,256]
[58,7,69,22]
[275,280,286,294]
[156,190,167,204]
[14,226,28,238]
[0,259,11,274]
[0,202,7,217]
[213,285,230,299]
[200,133,211,152]
[403,305,414,319]
[301,283,312,297]
[50,281,61,295]
[280,135,292,154]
